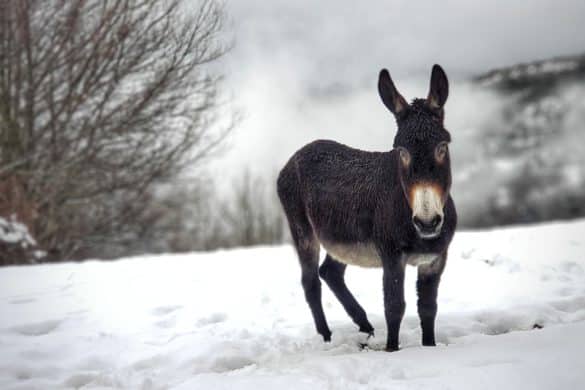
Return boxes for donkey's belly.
[320,240,439,269]
[403,253,439,266]
[320,240,382,268]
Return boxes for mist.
[212,0,585,172]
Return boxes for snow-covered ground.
[1,220,585,389]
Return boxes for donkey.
[276,65,457,351]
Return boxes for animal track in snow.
[10,319,62,336]
[132,354,169,371]
[8,297,36,305]
[63,372,121,389]
[467,358,518,368]
[63,372,98,388]
[151,305,182,317]
[196,312,228,327]
[210,354,256,373]
[155,317,176,329]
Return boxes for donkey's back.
[277,139,396,258]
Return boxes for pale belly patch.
[320,240,382,268]
[403,253,439,267]
[319,239,439,269]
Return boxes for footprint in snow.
[468,358,517,368]
[8,297,36,305]
[11,319,62,336]
[151,305,182,317]
[460,248,476,260]
[63,372,119,389]
[63,373,98,388]
[132,354,169,371]
[155,317,176,329]
[196,313,228,327]
[210,354,256,373]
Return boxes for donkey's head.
[378,65,452,239]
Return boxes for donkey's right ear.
[378,69,408,117]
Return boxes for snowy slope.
[1,220,585,389]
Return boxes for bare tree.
[0,0,231,261]
[130,171,287,255]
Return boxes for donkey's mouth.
[414,224,443,240]
[412,214,443,240]
[417,231,441,240]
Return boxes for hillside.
[475,53,585,95]
[455,54,585,227]
[1,220,585,389]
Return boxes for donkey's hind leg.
[278,166,330,341]
[319,254,374,335]
[294,234,331,341]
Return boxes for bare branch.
[0,0,231,261]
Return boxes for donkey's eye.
[435,143,448,163]
[398,148,411,166]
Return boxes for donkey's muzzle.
[410,184,445,239]
[412,215,443,239]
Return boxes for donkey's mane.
[409,98,435,114]
[393,98,451,147]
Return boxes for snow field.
[1,220,585,389]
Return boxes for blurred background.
[2,0,585,264]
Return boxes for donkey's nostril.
[430,215,442,229]
[412,215,442,233]
[412,216,425,231]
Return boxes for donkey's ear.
[427,64,449,110]
[378,69,408,116]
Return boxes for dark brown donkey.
[277,65,457,351]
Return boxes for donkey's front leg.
[382,253,406,352]
[416,271,439,346]
[417,252,446,346]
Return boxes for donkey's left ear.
[427,64,449,110]
[378,69,409,117]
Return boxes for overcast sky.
[209,0,585,181]
[226,0,585,81]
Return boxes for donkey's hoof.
[385,345,400,352]
[358,330,375,349]
[422,336,436,347]
[321,332,332,342]
[359,329,375,340]
[359,323,375,336]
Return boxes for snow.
[478,58,580,86]
[0,216,36,247]
[519,59,579,78]
[1,219,585,389]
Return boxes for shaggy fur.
[277,65,457,351]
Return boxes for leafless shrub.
[135,171,287,254]
[219,171,286,248]
[0,214,43,265]
[0,0,231,261]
